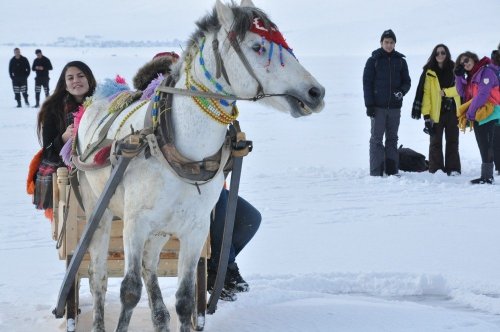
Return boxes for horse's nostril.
[309,86,323,99]
[308,86,324,100]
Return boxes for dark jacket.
[9,56,30,82]
[32,56,53,78]
[363,48,411,109]
[41,101,78,163]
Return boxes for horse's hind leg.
[142,236,171,332]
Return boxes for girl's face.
[460,56,474,72]
[65,66,89,102]
[435,47,447,65]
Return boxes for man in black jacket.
[363,29,411,176]
[32,49,53,107]
[8,48,31,107]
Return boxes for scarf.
[411,70,426,119]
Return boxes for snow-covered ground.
[1,0,500,331]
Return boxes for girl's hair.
[36,61,96,144]
[491,49,500,66]
[455,51,480,71]
[423,44,455,72]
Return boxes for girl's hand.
[62,124,74,143]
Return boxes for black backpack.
[398,145,428,172]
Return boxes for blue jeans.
[208,189,261,271]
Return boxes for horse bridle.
[157,29,291,102]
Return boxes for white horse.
[77,1,325,331]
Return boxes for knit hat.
[35,49,42,54]
[380,29,396,43]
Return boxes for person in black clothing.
[32,49,53,108]
[207,189,261,301]
[8,48,31,107]
[363,29,411,176]
[33,61,96,212]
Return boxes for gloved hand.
[454,64,465,77]
[366,107,376,118]
[411,103,421,120]
[466,108,476,121]
[393,90,403,101]
[423,116,435,135]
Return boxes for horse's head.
[181,0,325,118]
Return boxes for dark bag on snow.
[398,145,428,172]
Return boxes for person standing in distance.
[420,44,462,176]
[490,45,500,175]
[363,29,411,176]
[32,49,53,108]
[8,47,31,107]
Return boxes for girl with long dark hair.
[32,61,96,216]
[420,44,462,175]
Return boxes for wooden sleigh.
[51,167,209,332]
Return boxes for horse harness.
[54,25,298,318]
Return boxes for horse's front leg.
[87,211,113,332]
[115,216,148,332]
[176,227,208,332]
[81,173,113,332]
[142,236,171,332]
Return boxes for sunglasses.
[460,57,470,66]
[435,51,446,56]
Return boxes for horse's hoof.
[66,318,76,332]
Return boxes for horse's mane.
[171,1,277,78]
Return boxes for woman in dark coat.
[33,61,96,215]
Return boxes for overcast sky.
[1,0,499,56]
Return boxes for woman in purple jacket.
[455,51,500,184]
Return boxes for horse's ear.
[216,0,234,32]
[240,0,256,7]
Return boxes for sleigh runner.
[51,167,210,331]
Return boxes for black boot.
[207,267,237,301]
[385,159,400,176]
[23,93,30,107]
[470,163,494,184]
[225,262,249,293]
[34,92,40,108]
[15,93,21,108]
[370,162,384,177]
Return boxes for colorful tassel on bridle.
[93,145,112,165]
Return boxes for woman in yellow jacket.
[421,44,462,175]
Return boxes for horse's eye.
[251,43,265,53]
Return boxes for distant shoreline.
[1,36,185,48]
